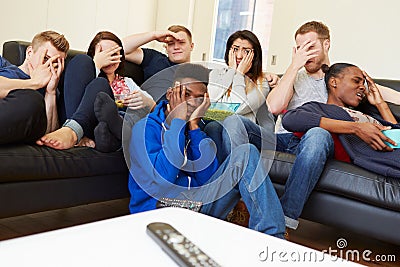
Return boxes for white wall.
[267,0,400,79]
[0,0,158,53]
[0,0,216,63]
[148,0,217,62]
[1,0,399,80]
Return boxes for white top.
[276,68,328,133]
[124,76,153,100]
[209,67,270,122]
[0,208,362,267]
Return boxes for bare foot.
[36,127,77,150]
[76,136,95,148]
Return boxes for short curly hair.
[173,63,209,86]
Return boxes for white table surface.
[0,207,362,266]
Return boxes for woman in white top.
[209,30,270,122]
[205,30,276,163]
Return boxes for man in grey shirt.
[264,21,334,231]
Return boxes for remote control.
[147,222,221,267]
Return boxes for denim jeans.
[218,115,334,229]
[181,144,285,238]
[203,120,225,164]
[277,128,334,229]
[216,115,276,160]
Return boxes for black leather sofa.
[1,40,400,246]
[0,41,145,219]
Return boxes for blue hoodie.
[128,100,220,213]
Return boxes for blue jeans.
[181,144,285,238]
[203,120,225,164]
[216,115,276,160]
[277,128,334,229]
[220,115,334,229]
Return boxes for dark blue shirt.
[0,55,46,96]
[141,48,176,81]
[0,55,29,79]
[140,49,177,102]
[282,101,400,178]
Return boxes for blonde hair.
[31,30,69,54]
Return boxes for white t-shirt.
[276,68,328,133]
[123,76,153,100]
[208,67,270,122]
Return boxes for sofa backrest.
[2,40,144,86]
[374,79,400,92]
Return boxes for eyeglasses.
[231,46,253,55]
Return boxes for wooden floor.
[0,198,398,266]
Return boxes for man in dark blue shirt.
[123,25,193,101]
[0,31,69,144]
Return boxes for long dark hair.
[87,31,125,81]
[224,30,263,83]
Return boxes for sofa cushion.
[269,151,400,212]
[0,144,128,182]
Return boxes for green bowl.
[204,102,240,121]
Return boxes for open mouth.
[356,92,365,101]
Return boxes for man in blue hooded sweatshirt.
[128,63,285,238]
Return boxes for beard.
[305,59,322,74]
[305,52,328,74]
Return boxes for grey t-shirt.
[276,68,328,133]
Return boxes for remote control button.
[169,233,184,243]
[188,256,198,264]
[197,254,209,261]
[163,229,172,234]
[193,247,201,254]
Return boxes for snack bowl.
[204,102,240,121]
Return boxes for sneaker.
[284,228,290,241]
